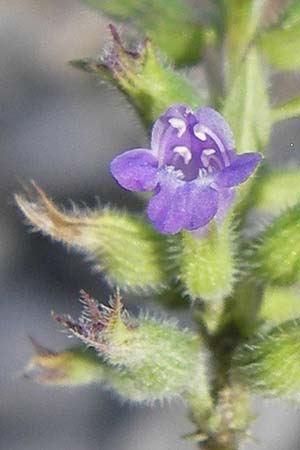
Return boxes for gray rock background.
[1,1,300,449]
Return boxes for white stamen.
[199,125,230,166]
[201,148,216,168]
[185,107,193,115]
[193,124,207,141]
[173,146,192,164]
[168,118,186,137]
[198,168,207,178]
[164,165,185,180]
[202,148,216,156]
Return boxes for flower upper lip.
[111,104,262,234]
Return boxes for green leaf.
[83,0,207,66]
[259,27,300,70]
[279,0,300,28]
[252,169,300,213]
[71,27,204,128]
[258,0,300,71]
[250,203,300,285]
[15,182,172,292]
[259,285,300,326]
[224,0,266,83]
[178,219,236,306]
[272,96,300,122]
[223,47,271,153]
[233,319,300,400]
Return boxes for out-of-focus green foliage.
[223,48,270,153]
[252,169,300,213]
[258,0,300,70]
[224,0,266,83]
[272,97,300,122]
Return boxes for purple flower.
[111,105,262,234]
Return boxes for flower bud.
[54,290,207,402]
[71,26,203,127]
[251,203,300,285]
[83,2,206,66]
[178,220,236,303]
[233,319,300,401]
[24,338,105,386]
[15,182,171,291]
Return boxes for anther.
[198,168,208,178]
[168,118,186,137]
[193,123,207,141]
[202,148,216,156]
[173,146,192,164]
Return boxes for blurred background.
[1,1,300,449]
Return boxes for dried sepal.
[15,181,92,246]
[53,290,129,353]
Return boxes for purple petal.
[194,107,236,153]
[147,181,186,234]
[183,183,219,230]
[147,172,219,234]
[110,149,158,192]
[214,188,236,226]
[215,153,262,188]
